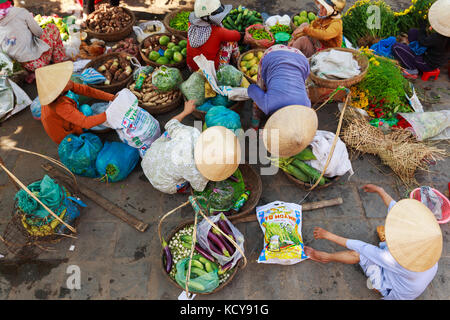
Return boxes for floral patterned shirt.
[141,119,209,194]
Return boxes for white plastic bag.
[193,54,249,101]
[311,49,361,79]
[196,213,244,268]
[64,25,81,60]
[133,21,166,43]
[106,89,161,157]
[256,201,308,265]
[306,130,353,178]
[265,15,291,27]
[0,78,32,121]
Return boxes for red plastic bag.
[244,24,275,49]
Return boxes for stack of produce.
[223,6,263,32]
[78,40,106,59]
[141,34,187,65]
[82,3,133,34]
[34,14,71,41]
[128,71,181,107]
[272,147,331,186]
[269,23,292,34]
[165,222,236,288]
[111,38,139,58]
[350,47,413,120]
[291,10,316,27]
[169,10,191,32]
[239,50,264,82]
[96,55,133,85]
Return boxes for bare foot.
[304,246,329,263]
[313,227,329,240]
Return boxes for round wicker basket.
[190,164,262,222]
[83,52,135,94]
[309,47,369,89]
[84,7,136,42]
[163,9,191,39]
[283,170,342,190]
[161,219,242,295]
[237,48,266,85]
[126,79,183,115]
[139,33,187,69]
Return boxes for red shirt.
[187,25,241,71]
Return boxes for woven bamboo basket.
[161,219,243,295]
[237,48,266,85]
[163,9,191,39]
[192,100,244,120]
[126,79,183,115]
[84,7,136,42]
[83,52,135,94]
[283,170,342,190]
[191,164,262,222]
[309,47,369,89]
[139,33,187,69]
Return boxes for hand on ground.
[362,184,382,194]
[313,227,329,240]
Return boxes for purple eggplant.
[208,230,230,257]
[228,175,239,183]
[162,239,173,273]
[218,261,233,275]
[218,217,235,241]
[195,244,215,262]
[212,227,235,256]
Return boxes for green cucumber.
[292,159,326,185]
[238,5,243,12]
[180,235,192,243]
[186,280,206,292]
[226,16,237,29]
[235,13,243,25]
[191,260,205,270]
[293,147,316,161]
[190,267,208,277]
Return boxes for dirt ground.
[0,0,449,301]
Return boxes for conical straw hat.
[36,61,73,106]
[385,199,443,272]
[262,105,318,158]
[428,0,450,37]
[194,126,241,182]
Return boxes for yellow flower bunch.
[350,87,370,111]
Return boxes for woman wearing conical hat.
[35,61,115,144]
[304,184,442,300]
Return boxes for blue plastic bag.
[210,94,234,107]
[197,100,216,112]
[80,104,93,116]
[30,96,41,120]
[95,141,140,183]
[58,133,103,178]
[205,106,241,132]
[80,67,106,84]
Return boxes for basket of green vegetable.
[139,33,187,69]
[192,164,262,221]
[291,10,317,30]
[273,147,341,190]
[161,219,242,295]
[163,9,191,39]
[222,6,263,33]
[244,24,275,48]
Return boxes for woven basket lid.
[428,0,450,37]
[36,61,73,105]
[262,105,318,158]
[194,126,241,182]
[385,199,443,272]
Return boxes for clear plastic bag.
[196,214,244,268]
[399,111,450,141]
[151,66,183,93]
[216,64,243,87]
[420,186,443,221]
[208,180,235,212]
[133,21,166,43]
[180,72,206,106]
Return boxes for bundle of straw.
[341,108,447,185]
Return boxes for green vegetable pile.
[272,147,331,186]
[168,224,234,286]
[216,64,243,87]
[248,28,272,40]
[269,23,292,34]
[222,5,263,32]
[169,11,191,31]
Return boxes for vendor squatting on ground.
[1,0,448,301]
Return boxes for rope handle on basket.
[308,88,351,191]
[157,196,247,298]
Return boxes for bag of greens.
[152,66,183,93]
[216,64,243,87]
[180,72,206,106]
